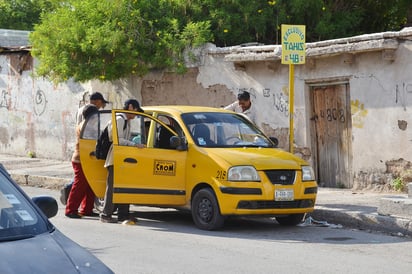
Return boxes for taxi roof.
[141,105,234,116]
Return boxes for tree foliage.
[0,0,58,30]
[30,0,212,82]
[16,0,412,82]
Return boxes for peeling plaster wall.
[194,40,412,184]
[0,53,86,160]
[300,42,412,181]
[0,51,154,160]
[347,48,412,173]
[139,68,234,108]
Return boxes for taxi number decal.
[153,160,176,176]
[216,170,226,180]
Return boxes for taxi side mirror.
[269,137,279,148]
[170,136,187,151]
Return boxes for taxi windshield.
[182,112,273,148]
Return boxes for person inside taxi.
[100,99,145,225]
[65,104,99,218]
[224,90,258,124]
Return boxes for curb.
[11,174,69,190]
[311,207,412,237]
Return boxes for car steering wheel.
[225,136,242,144]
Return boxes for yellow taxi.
[79,106,317,230]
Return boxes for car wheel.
[191,188,225,230]
[275,213,305,226]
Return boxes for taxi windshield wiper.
[0,234,35,242]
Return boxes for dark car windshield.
[0,170,49,241]
[182,112,274,148]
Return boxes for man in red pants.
[65,104,99,218]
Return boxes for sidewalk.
[1,153,412,236]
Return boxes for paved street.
[25,186,412,274]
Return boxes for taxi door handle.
[124,158,138,164]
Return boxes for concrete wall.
[0,52,143,160]
[0,52,81,160]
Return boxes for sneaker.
[100,214,117,223]
[65,213,82,219]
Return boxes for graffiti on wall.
[273,88,289,117]
[34,89,47,116]
[395,82,412,110]
[351,99,368,128]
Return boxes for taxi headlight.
[228,166,261,182]
[302,166,315,181]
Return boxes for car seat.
[157,125,175,149]
[192,124,214,146]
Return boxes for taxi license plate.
[275,189,294,201]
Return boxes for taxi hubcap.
[198,198,213,222]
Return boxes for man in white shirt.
[76,92,109,125]
[224,90,258,125]
[60,92,110,206]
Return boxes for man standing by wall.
[76,92,109,125]
[60,91,110,205]
[65,104,99,218]
[224,90,258,125]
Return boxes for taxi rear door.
[111,110,187,206]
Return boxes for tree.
[28,0,412,83]
[0,0,57,30]
[30,0,212,83]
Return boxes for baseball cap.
[124,99,144,112]
[90,92,109,103]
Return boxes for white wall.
[0,54,143,160]
[197,39,412,176]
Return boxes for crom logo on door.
[153,160,176,176]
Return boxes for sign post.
[281,24,306,153]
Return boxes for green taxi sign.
[281,25,306,64]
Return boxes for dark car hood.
[0,229,113,274]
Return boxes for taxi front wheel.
[191,188,225,230]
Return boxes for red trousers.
[65,162,95,215]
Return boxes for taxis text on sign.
[154,160,176,176]
[281,25,306,65]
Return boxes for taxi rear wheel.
[191,188,225,230]
[275,213,305,226]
